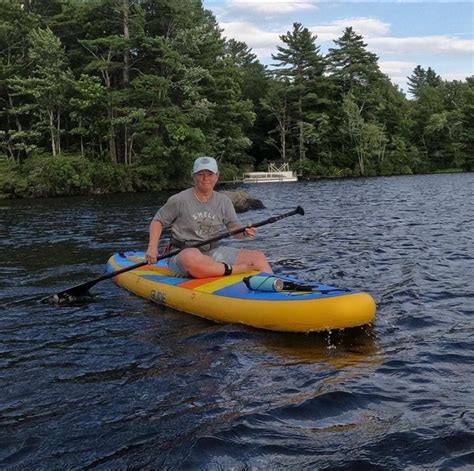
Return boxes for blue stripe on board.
[140,274,185,286]
[212,281,350,301]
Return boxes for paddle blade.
[42,260,148,304]
[41,280,97,304]
[42,291,94,305]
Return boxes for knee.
[250,250,263,261]
[248,250,269,268]
[177,248,202,270]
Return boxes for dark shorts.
[167,246,240,277]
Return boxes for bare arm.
[146,220,163,264]
[228,223,257,240]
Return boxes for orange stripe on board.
[179,277,222,290]
[126,255,174,276]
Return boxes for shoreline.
[1,169,468,200]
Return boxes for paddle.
[43,205,305,303]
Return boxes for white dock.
[242,163,298,184]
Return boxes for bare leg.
[235,249,273,274]
[175,249,220,277]
[176,248,253,278]
[176,248,272,278]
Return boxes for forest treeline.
[1,0,472,197]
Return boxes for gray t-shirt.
[153,188,240,246]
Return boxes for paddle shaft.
[46,206,304,300]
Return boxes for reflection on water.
[261,326,380,368]
[1,173,473,469]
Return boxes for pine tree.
[271,22,325,166]
[327,27,383,93]
[225,39,271,166]
[0,0,41,161]
[9,27,73,157]
[407,65,442,98]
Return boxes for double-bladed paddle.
[43,206,304,303]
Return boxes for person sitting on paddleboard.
[145,156,273,278]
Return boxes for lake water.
[1,173,473,469]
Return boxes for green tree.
[327,27,383,94]
[174,11,256,167]
[327,28,405,174]
[272,22,325,166]
[407,66,447,169]
[9,27,72,157]
[225,39,271,166]
[407,65,442,98]
[342,93,387,175]
[69,74,107,159]
[260,81,292,161]
[0,0,40,161]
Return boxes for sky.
[202,0,474,93]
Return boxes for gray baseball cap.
[192,156,218,174]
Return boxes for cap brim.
[193,166,218,174]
